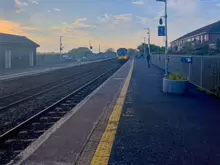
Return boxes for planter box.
[163,78,188,94]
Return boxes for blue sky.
[0,0,220,52]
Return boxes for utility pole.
[145,28,151,55]
[142,37,146,56]
[60,36,63,60]
[156,0,168,76]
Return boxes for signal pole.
[156,0,168,76]
[60,36,63,59]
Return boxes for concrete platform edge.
[91,59,134,165]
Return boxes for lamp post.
[156,0,168,76]
[142,37,146,56]
[144,28,151,55]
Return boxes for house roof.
[171,20,220,43]
[0,33,40,47]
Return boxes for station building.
[0,33,40,70]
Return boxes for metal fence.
[151,55,220,96]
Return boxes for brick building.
[0,33,40,70]
[170,20,220,52]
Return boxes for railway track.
[0,60,113,109]
[0,62,118,136]
[0,62,123,165]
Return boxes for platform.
[13,59,133,165]
[0,57,114,81]
[108,59,220,165]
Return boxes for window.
[204,34,209,41]
[201,35,203,43]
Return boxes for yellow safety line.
[91,59,134,165]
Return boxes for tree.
[181,42,194,54]
[137,43,164,55]
[68,47,92,58]
[127,48,139,56]
[105,48,115,53]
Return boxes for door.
[5,50,11,69]
[29,52,34,67]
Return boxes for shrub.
[167,72,186,80]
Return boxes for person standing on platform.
[146,53,151,68]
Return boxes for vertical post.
[164,0,168,77]
[200,57,203,87]
[60,36,63,60]
[99,44,100,54]
[188,63,191,81]
[148,29,151,55]
[144,37,146,56]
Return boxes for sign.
[159,18,163,25]
[181,56,192,64]
[158,26,165,36]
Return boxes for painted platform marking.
[91,59,134,165]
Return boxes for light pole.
[156,0,168,76]
[142,37,146,56]
[144,28,151,55]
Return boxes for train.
[116,48,129,61]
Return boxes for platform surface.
[17,60,132,165]
[109,59,220,165]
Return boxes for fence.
[151,55,220,96]
[36,53,116,66]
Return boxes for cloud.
[15,9,24,14]
[97,14,111,24]
[113,14,133,24]
[48,8,61,12]
[50,18,95,35]
[22,26,39,31]
[0,19,39,36]
[15,0,28,7]
[97,14,132,26]
[28,0,39,4]
[216,3,220,7]
[132,0,144,5]
[53,8,61,12]
[72,18,96,29]
[136,16,152,25]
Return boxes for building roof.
[171,20,220,43]
[0,33,40,47]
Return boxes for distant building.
[170,20,220,52]
[0,33,40,70]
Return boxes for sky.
[0,0,220,53]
